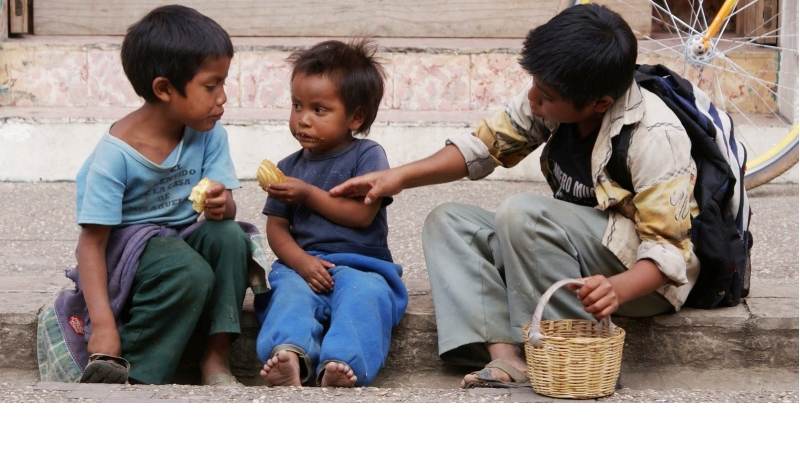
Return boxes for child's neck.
[575,113,604,139]
[111,103,186,164]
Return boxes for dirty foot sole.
[260,350,302,387]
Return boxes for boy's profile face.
[527,76,609,125]
[165,56,231,132]
[289,72,363,153]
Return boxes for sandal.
[80,353,130,384]
[462,359,529,389]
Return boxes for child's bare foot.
[201,333,240,386]
[319,361,357,387]
[260,350,302,387]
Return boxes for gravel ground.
[1,381,796,403]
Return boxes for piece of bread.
[256,159,285,191]
[188,177,212,213]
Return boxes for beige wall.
[33,0,650,38]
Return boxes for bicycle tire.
[743,126,799,189]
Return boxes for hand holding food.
[256,159,286,191]
[188,177,212,213]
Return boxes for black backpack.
[607,64,753,309]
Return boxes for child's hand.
[87,323,122,357]
[267,177,311,204]
[329,169,401,205]
[576,275,620,320]
[297,254,335,293]
[203,181,228,220]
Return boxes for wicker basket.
[523,278,625,399]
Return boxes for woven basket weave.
[523,279,625,399]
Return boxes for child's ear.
[152,76,173,103]
[348,108,366,133]
[593,96,614,114]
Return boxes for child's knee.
[332,268,387,296]
[178,256,215,299]
[496,194,559,237]
[157,250,215,311]
[202,220,249,253]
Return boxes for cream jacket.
[447,81,700,309]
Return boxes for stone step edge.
[2,289,797,330]
[4,107,794,130]
[0,106,483,126]
[2,295,797,372]
[2,34,778,55]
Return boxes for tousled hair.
[519,4,637,107]
[288,39,385,135]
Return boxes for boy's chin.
[187,120,218,132]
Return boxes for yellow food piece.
[256,159,286,191]
[188,177,212,213]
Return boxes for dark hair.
[519,4,637,107]
[288,39,385,135]
[121,4,234,103]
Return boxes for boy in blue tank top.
[255,40,408,387]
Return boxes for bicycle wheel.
[570,0,798,189]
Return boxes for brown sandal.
[462,359,529,389]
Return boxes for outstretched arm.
[329,144,468,204]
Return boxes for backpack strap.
[608,123,636,192]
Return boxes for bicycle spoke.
[698,0,709,30]
[717,38,798,54]
[635,32,687,59]
[703,55,797,94]
[653,1,700,34]
[689,0,702,33]
[729,0,761,19]
[637,40,685,55]
[719,55,792,122]
[662,0,688,47]
[720,27,792,55]
[718,79,759,131]
[713,0,762,49]
[738,11,780,40]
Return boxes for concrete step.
[2,280,796,379]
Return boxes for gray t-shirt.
[263,138,393,261]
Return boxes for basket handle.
[526,278,615,346]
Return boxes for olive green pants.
[118,220,250,384]
[422,194,673,368]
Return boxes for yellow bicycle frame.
[702,0,739,50]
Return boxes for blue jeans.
[255,258,397,386]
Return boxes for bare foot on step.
[260,350,302,387]
[320,361,357,387]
